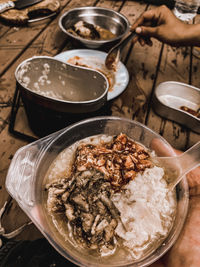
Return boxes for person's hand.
[149,140,200,267]
[131,5,200,47]
[150,166,200,267]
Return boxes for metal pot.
[15,56,109,136]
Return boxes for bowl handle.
[5,131,60,210]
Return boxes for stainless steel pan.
[153,81,200,133]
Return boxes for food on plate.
[105,52,118,72]
[44,133,177,260]
[67,56,115,92]
[67,20,116,40]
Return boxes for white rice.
[112,166,176,259]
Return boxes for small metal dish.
[153,81,200,133]
[59,7,130,50]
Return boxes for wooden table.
[0,0,199,261]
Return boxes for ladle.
[153,141,200,190]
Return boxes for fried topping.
[73,133,153,189]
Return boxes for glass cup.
[173,0,200,21]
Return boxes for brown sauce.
[97,26,116,40]
[180,106,200,118]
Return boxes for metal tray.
[153,81,200,133]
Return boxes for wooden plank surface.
[147,44,191,150]
[146,19,200,150]
[0,0,199,245]
[114,4,162,124]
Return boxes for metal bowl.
[59,7,130,50]
[153,81,200,134]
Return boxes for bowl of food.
[6,116,189,267]
[59,7,130,50]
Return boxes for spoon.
[153,141,200,190]
[105,31,137,71]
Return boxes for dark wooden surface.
[0,0,199,245]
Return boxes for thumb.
[135,26,157,38]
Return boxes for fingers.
[131,5,174,46]
[136,26,158,38]
[131,29,153,47]
[131,15,145,31]
[146,38,153,46]
[131,8,160,31]
[138,37,145,46]
[131,14,157,46]
[138,36,153,47]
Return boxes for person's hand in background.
[131,5,200,47]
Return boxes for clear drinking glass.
[173,0,200,21]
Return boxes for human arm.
[131,5,200,47]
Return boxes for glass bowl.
[6,116,189,267]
